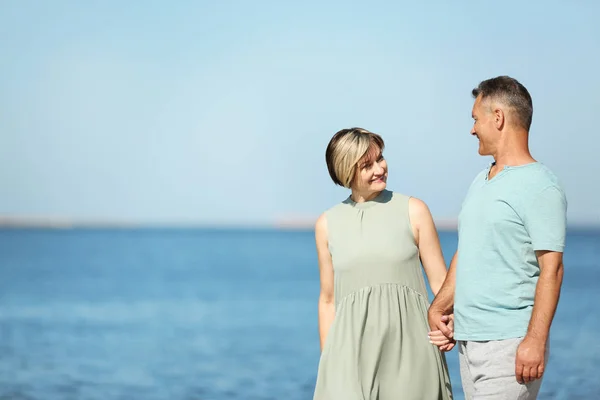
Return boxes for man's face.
[470,95,497,156]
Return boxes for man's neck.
[492,129,536,169]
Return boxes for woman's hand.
[428,314,456,351]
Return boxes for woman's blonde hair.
[325,127,385,188]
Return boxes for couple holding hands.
[312,76,567,400]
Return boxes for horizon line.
[0,215,598,231]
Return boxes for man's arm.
[515,250,564,384]
[516,185,567,383]
[428,251,458,350]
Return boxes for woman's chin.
[371,181,387,191]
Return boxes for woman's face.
[352,144,387,193]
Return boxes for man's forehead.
[473,95,488,112]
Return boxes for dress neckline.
[346,189,392,209]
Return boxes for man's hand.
[428,308,453,338]
[515,336,546,384]
[438,315,456,351]
[428,309,455,351]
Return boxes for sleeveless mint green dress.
[313,190,453,400]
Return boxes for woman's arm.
[408,197,448,296]
[315,213,335,351]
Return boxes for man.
[428,76,567,399]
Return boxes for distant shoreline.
[0,216,597,232]
[0,215,457,230]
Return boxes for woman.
[313,128,453,400]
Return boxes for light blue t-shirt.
[454,162,567,341]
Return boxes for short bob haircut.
[325,127,385,188]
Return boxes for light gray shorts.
[458,337,548,400]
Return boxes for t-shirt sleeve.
[521,185,567,252]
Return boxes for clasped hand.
[427,312,455,352]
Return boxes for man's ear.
[493,107,505,130]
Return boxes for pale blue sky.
[1,1,598,226]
